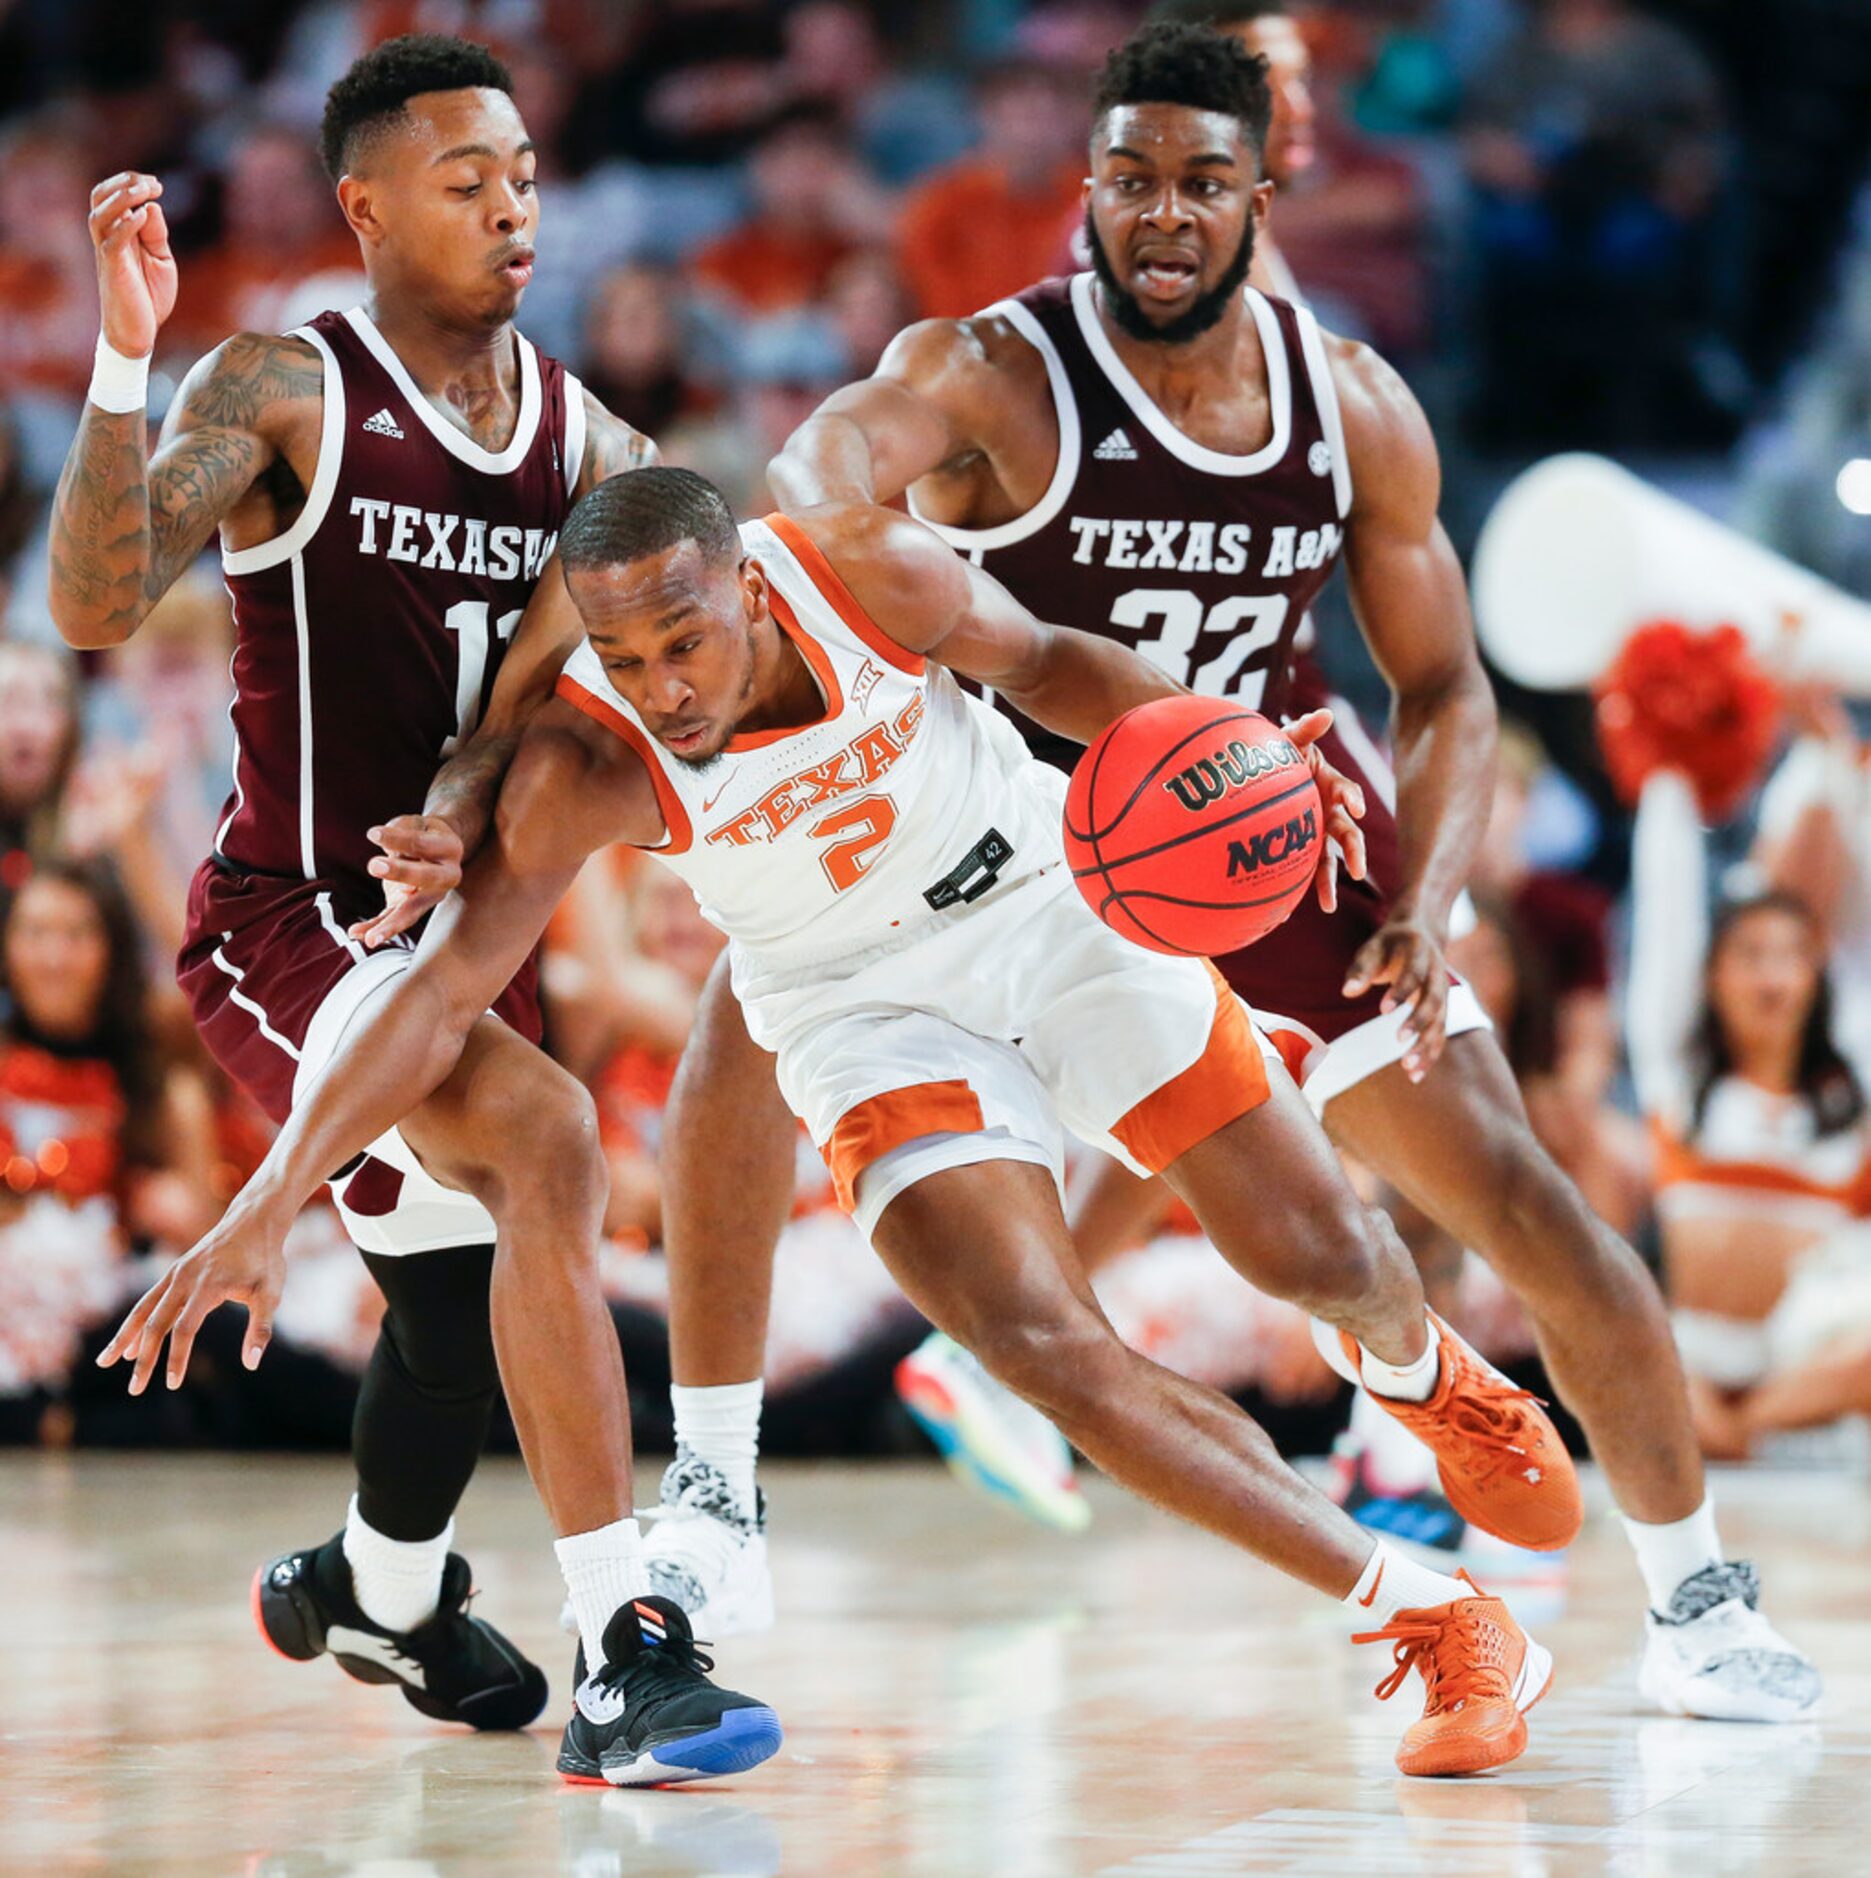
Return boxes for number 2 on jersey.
[440,601,524,754]
[811,794,898,893]
[1113,589,1291,708]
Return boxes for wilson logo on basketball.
[1225,808,1317,877]
[1162,736,1302,813]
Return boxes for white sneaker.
[894,1330,1091,1534]
[1638,1560,1821,1722]
[639,1451,775,1637]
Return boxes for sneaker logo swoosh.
[1357,1558,1386,1609]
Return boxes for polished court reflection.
[4,1454,1867,1875]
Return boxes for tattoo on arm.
[423,730,521,860]
[578,393,657,496]
[49,332,319,645]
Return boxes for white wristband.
[88,336,150,414]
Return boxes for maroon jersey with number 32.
[910,274,1402,1044]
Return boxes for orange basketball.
[1063,697,1321,957]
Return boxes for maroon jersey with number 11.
[178,306,583,1120]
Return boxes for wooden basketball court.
[5,1453,1864,1874]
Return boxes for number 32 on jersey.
[1113,589,1291,709]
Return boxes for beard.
[1084,211,1255,346]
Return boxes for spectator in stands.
[823,249,912,376]
[1461,0,1730,445]
[0,858,218,1442]
[0,641,80,901]
[0,123,100,407]
[579,263,718,440]
[896,58,1085,322]
[165,121,360,366]
[690,105,890,316]
[1468,721,1619,1115]
[1629,768,1871,1459]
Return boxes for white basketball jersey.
[556,514,1065,968]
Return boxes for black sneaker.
[253,1535,547,1731]
[557,1595,782,1787]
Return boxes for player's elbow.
[47,586,139,650]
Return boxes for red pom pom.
[1593,620,1780,822]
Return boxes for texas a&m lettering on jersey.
[214,305,584,889]
[909,274,1351,776]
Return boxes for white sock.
[1359,1324,1441,1404]
[341,1496,452,1633]
[671,1380,764,1518]
[1350,1385,1443,1494]
[555,1517,649,1671]
[1311,1314,1361,1385]
[1622,1497,1722,1612]
[1343,1539,1472,1628]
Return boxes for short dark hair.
[559,467,740,575]
[1092,21,1273,161]
[320,34,514,181]
[1148,0,1289,29]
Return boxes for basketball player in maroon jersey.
[51,36,779,1784]
[646,23,1818,1721]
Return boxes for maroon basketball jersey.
[913,274,1351,775]
[214,306,584,890]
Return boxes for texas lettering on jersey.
[348,497,559,582]
[706,693,925,848]
[1065,516,1344,578]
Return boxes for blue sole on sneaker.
[612,1705,784,1786]
[902,1394,1029,1514]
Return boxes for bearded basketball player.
[644,23,1818,1722]
[53,36,778,1785]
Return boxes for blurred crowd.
[3,0,1871,1475]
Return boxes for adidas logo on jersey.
[362,408,405,439]
[1093,427,1138,461]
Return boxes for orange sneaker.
[1354,1574,1553,1777]
[1341,1316,1582,1551]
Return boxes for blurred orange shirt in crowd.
[167,230,362,362]
[690,227,856,314]
[0,255,95,397]
[896,158,1082,320]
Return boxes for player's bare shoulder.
[576,387,658,496]
[880,313,1049,437]
[1321,329,1440,524]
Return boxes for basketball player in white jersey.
[643,21,1819,1722]
[58,36,777,1784]
[122,466,1592,1776]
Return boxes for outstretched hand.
[1280,707,1367,915]
[349,815,465,948]
[96,1205,286,1395]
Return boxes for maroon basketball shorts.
[178,856,541,1255]
[1216,698,1490,1113]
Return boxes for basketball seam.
[1076,704,1262,845]
[1070,773,1318,877]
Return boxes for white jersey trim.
[560,370,586,499]
[1294,304,1353,521]
[905,297,1081,552]
[343,306,543,474]
[221,324,346,576]
[211,938,301,1061]
[212,630,246,854]
[291,553,316,880]
[1070,273,1292,477]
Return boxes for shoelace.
[1353,1582,1510,1714]
[593,1627,718,1706]
[1437,1370,1550,1484]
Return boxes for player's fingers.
[370,819,459,860]
[97,1273,170,1367]
[164,1292,215,1391]
[1314,843,1339,915]
[1342,932,1399,997]
[1330,811,1367,884]
[368,855,453,893]
[127,1282,190,1396]
[353,900,427,948]
[242,1286,278,1371]
[1282,708,1333,748]
[139,201,172,253]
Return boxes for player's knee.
[1284,1199,1417,1324]
[971,1304,1125,1419]
[464,1073,606,1228]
